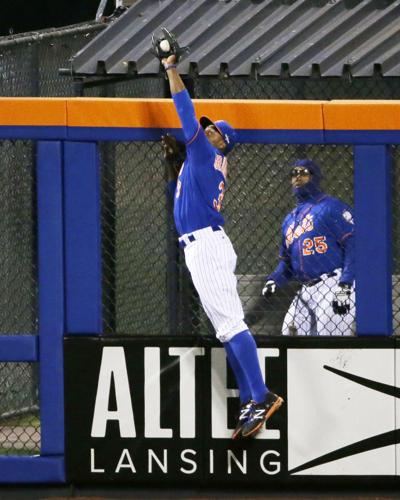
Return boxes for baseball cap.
[200,116,237,154]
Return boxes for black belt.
[303,271,336,287]
[179,226,221,248]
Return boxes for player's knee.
[216,319,248,343]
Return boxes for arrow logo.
[289,365,400,474]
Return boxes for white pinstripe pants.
[181,227,248,342]
[282,271,356,336]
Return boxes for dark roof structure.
[70,0,400,78]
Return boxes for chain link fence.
[194,76,400,100]
[0,139,39,454]
[0,140,37,334]
[0,363,39,455]
[101,139,400,338]
[101,141,358,337]
[0,23,103,97]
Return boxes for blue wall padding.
[325,130,400,145]
[64,141,102,334]
[0,335,37,361]
[354,145,392,335]
[0,125,67,140]
[0,456,65,483]
[66,126,325,144]
[37,141,65,455]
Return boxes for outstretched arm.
[162,55,199,142]
[162,54,185,95]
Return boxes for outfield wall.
[0,98,398,483]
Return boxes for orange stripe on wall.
[324,100,400,130]
[0,98,67,126]
[67,98,324,130]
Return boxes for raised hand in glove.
[262,280,277,298]
[332,284,352,315]
[151,27,190,64]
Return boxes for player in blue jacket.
[161,53,283,439]
[262,159,355,336]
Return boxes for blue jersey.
[172,90,226,236]
[268,194,355,286]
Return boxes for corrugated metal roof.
[70,0,400,77]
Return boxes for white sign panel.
[287,348,396,475]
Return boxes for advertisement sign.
[64,337,398,484]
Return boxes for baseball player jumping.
[152,29,283,439]
[262,159,355,336]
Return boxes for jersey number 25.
[302,236,328,255]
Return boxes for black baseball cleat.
[241,392,284,439]
[231,400,253,440]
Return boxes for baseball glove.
[161,133,186,181]
[151,27,190,63]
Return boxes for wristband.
[164,64,177,71]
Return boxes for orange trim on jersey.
[186,122,201,146]
[339,232,354,243]
[324,100,400,130]
[0,98,67,126]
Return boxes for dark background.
[0,0,115,36]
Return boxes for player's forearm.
[267,259,292,287]
[172,88,198,141]
[165,67,185,95]
[340,235,355,284]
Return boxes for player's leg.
[183,234,252,405]
[224,342,251,404]
[224,335,260,440]
[316,275,355,336]
[184,233,247,340]
[225,330,283,439]
[315,279,337,335]
[193,234,268,403]
[282,288,312,336]
[300,286,319,335]
[205,234,283,436]
[184,231,283,437]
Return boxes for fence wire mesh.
[101,142,357,337]
[0,140,39,454]
[0,363,39,455]
[0,140,37,334]
[0,23,103,97]
[194,76,400,100]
